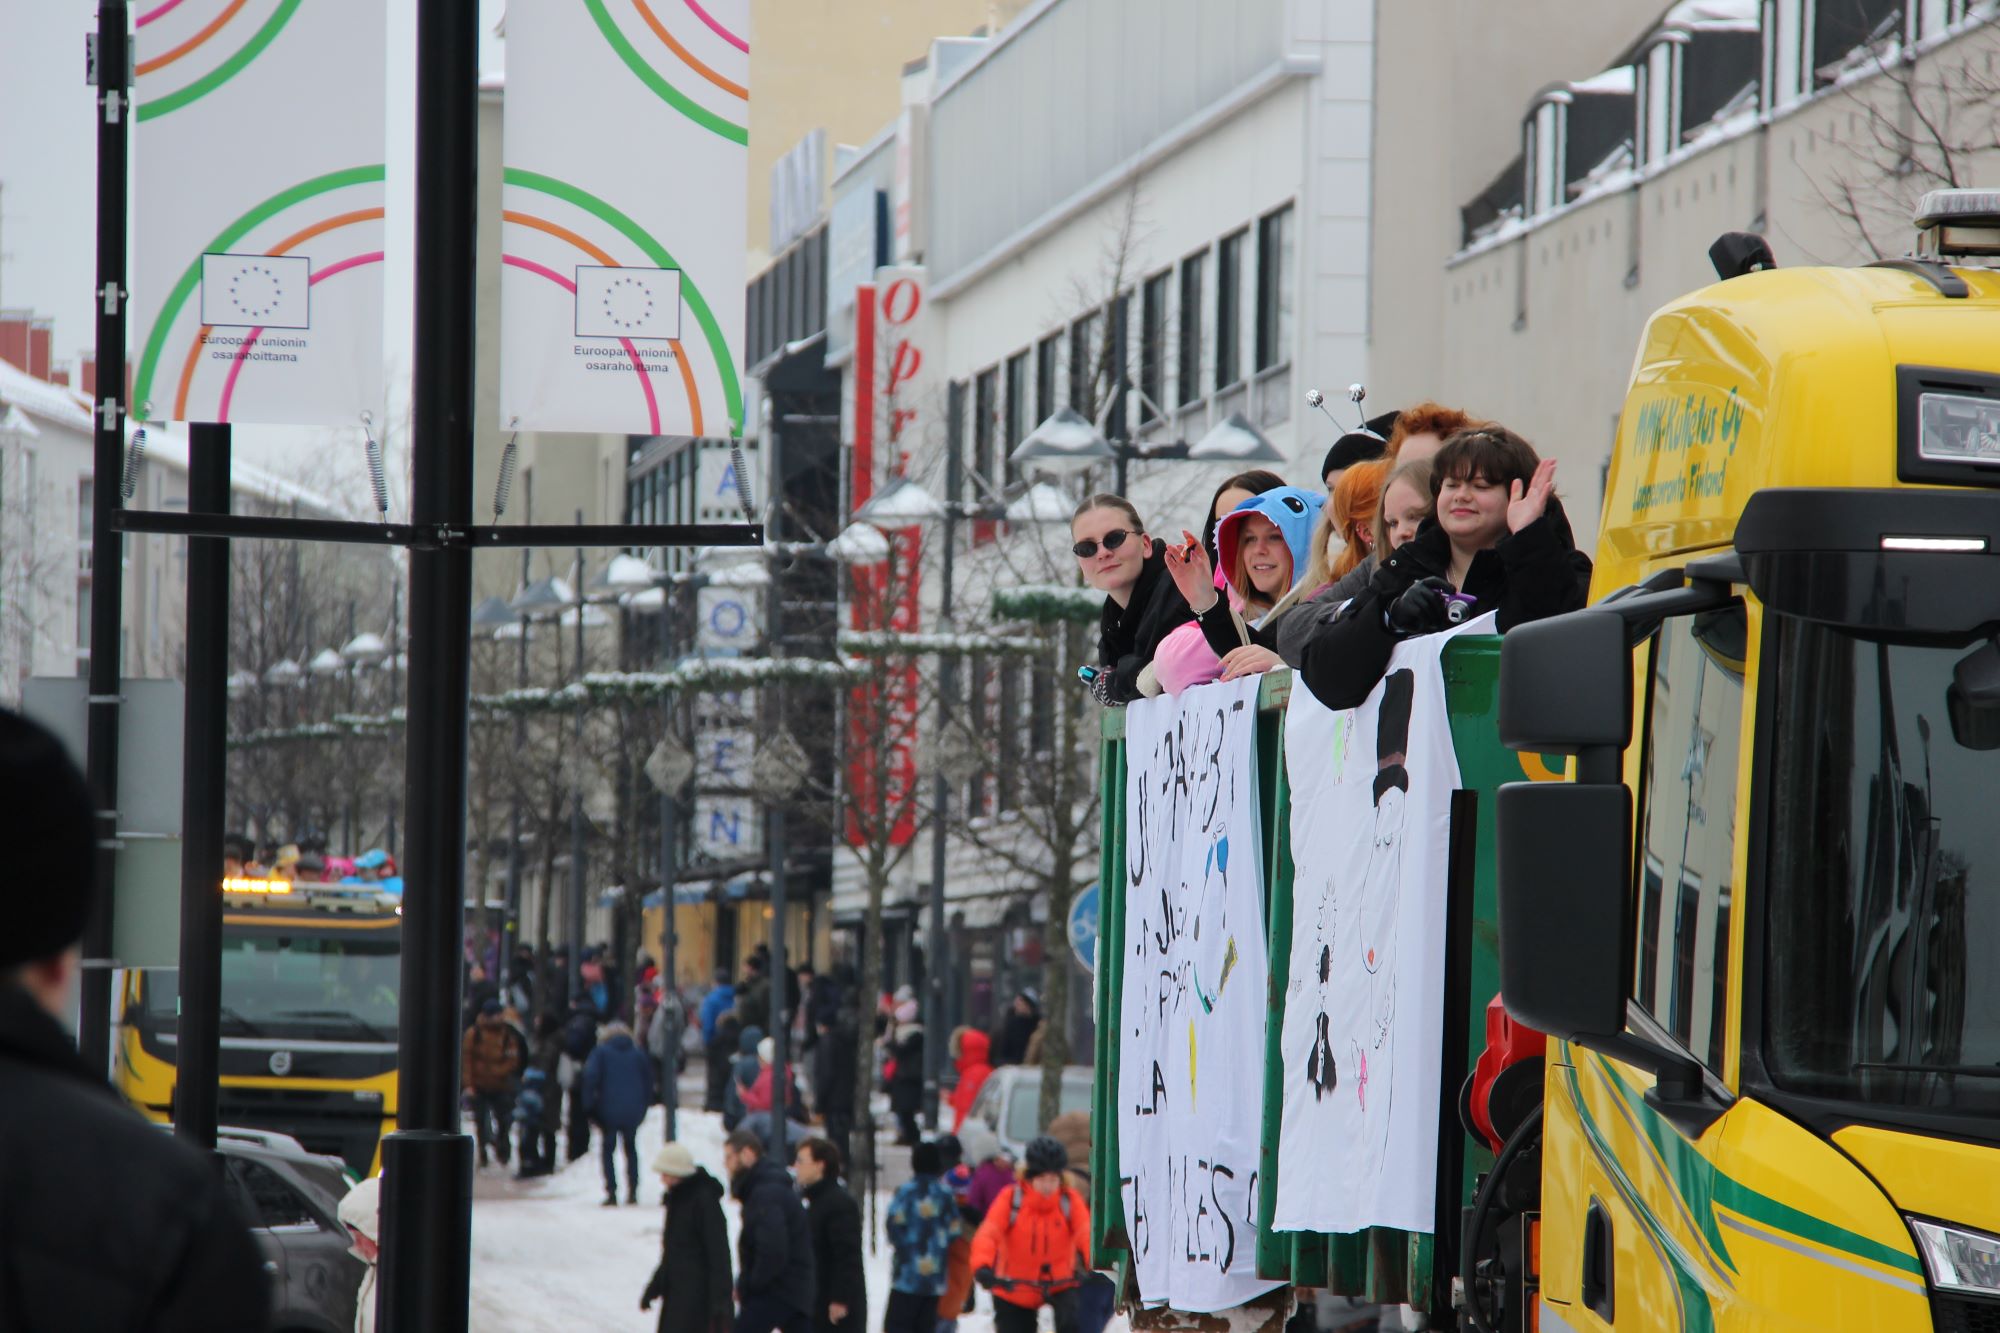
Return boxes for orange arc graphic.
[503,209,703,436]
[171,206,383,420]
[630,0,747,99]
[136,0,251,75]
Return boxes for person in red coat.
[947,1028,993,1130]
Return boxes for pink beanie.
[1150,622,1224,696]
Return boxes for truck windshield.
[218,928,400,1038]
[1765,617,2000,1113]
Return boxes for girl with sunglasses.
[1073,495,1195,706]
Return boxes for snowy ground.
[467,1100,1132,1333]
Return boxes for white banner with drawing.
[1272,614,1496,1235]
[1117,677,1284,1313]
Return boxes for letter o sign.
[882,278,921,326]
[709,598,747,639]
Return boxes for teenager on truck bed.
[1294,425,1593,710]
[1077,495,1195,707]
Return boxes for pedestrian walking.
[1047,1112,1114,1333]
[809,1005,858,1164]
[725,1128,815,1333]
[958,1121,1016,1222]
[724,1022,765,1131]
[515,1011,564,1177]
[794,1138,866,1333]
[583,1018,656,1205]
[884,1139,964,1333]
[642,1142,734,1333]
[563,994,602,1160]
[993,991,1041,1067]
[936,1135,976,1333]
[0,710,270,1330]
[461,998,525,1168]
[649,979,687,1098]
[970,1136,1091,1333]
[337,1173,381,1333]
[887,1001,924,1145]
[947,1028,993,1129]
[708,1005,743,1113]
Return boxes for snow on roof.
[0,356,93,435]
[1569,66,1638,96]
[1661,0,1761,31]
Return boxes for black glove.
[1385,577,1454,637]
[640,1273,663,1311]
[1087,671,1122,708]
[975,1267,997,1290]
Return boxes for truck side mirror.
[1496,782,1631,1039]
[1948,635,2000,751]
[1499,610,1632,758]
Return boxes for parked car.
[959,1064,1092,1161]
[184,1128,367,1331]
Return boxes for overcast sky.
[0,0,505,492]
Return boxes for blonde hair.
[1373,457,1436,555]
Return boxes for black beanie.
[911,1140,943,1176]
[0,711,97,967]
[1320,411,1404,482]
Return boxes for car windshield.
[212,926,401,1036]
[1005,1074,1093,1144]
[1764,618,2000,1113]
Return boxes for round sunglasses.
[1072,529,1135,559]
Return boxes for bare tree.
[1808,16,2000,260]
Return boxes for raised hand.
[1507,458,1557,533]
[1162,529,1220,613]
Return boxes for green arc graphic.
[137,0,305,122]
[504,167,746,437]
[132,164,386,417]
[582,0,748,146]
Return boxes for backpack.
[563,1012,597,1059]
[1007,1183,1074,1227]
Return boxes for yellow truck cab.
[1491,189,2000,1332]
[119,875,402,1178]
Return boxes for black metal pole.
[660,773,678,1143]
[377,0,477,1325]
[80,0,131,1074]
[769,799,788,1161]
[568,523,586,1006]
[174,423,230,1151]
[923,384,964,1132]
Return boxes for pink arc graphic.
[501,255,662,434]
[681,0,748,52]
[136,0,190,27]
[215,251,381,421]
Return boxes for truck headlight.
[1919,392,2000,465]
[1909,1218,2000,1297]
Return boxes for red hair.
[1329,459,1387,579]
[1387,401,1479,458]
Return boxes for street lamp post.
[750,727,808,1161]
[644,723,697,1142]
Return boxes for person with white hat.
[641,1142,733,1333]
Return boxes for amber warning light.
[221,877,293,895]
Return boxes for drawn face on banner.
[1353,672,1415,1139]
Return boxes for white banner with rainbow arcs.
[500,0,749,439]
[132,0,387,428]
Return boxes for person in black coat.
[887,1006,925,1145]
[1296,425,1592,710]
[810,1009,859,1163]
[0,711,270,1331]
[642,1143,734,1333]
[1074,494,1196,706]
[794,1138,867,1333]
[992,990,1041,1067]
[726,1129,817,1333]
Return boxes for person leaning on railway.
[1075,493,1196,707]
[1295,424,1593,710]
[0,710,271,1331]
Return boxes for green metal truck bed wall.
[1090,640,1530,1311]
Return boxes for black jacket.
[644,1168,733,1333]
[888,1026,925,1116]
[1296,505,1592,710]
[733,1156,816,1314]
[1094,540,1196,704]
[0,983,270,1331]
[802,1177,867,1333]
[810,1019,857,1120]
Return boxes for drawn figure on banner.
[1355,670,1414,1176]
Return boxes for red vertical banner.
[845,276,926,848]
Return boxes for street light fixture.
[826,522,891,565]
[855,475,949,525]
[1003,481,1075,524]
[749,725,808,1161]
[309,648,347,678]
[1010,406,1113,470]
[468,598,514,632]
[507,576,575,618]
[263,658,303,688]
[343,631,391,666]
[1189,411,1287,463]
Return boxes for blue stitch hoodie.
[1216,486,1325,616]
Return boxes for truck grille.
[1935,1295,2000,1333]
